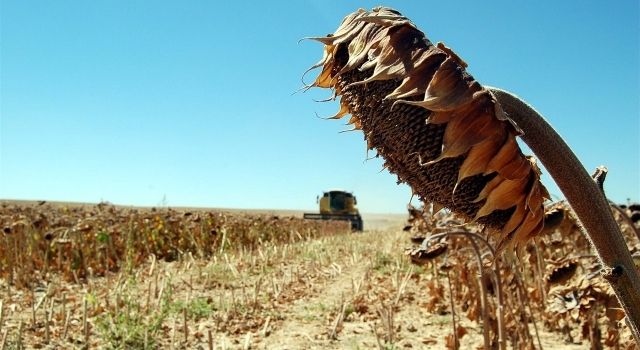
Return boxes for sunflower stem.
[422,230,506,349]
[489,87,640,345]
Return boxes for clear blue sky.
[1,1,638,214]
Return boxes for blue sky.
[1,1,638,213]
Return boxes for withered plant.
[0,202,350,288]
[306,6,640,346]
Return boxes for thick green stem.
[489,87,640,345]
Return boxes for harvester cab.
[304,190,363,231]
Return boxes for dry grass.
[1,201,636,349]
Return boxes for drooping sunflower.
[545,258,579,285]
[308,7,549,250]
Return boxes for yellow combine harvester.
[303,190,363,231]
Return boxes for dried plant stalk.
[490,87,640,345]
[307,6,640,344]
[308,7,548,252]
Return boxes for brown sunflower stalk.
[306,6,640,344]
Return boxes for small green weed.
[170,297,216,320]
[96,285,172,349]
[372,251,394,272]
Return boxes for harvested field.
[0,201,637,349]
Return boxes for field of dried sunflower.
[1,200,638,349]
[403,201,640,350]
[0,201,349,289]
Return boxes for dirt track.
[248,229,587,350]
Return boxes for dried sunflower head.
[542,205,566,235]
[545,258,579,285]
[410,235,426,244]
[308,7,549,251]
[406,242,448,265]
[547,274,615,321]
[407,205,424,224]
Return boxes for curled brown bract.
[308,7,549,251]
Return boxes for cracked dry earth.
[1,218,587,349]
